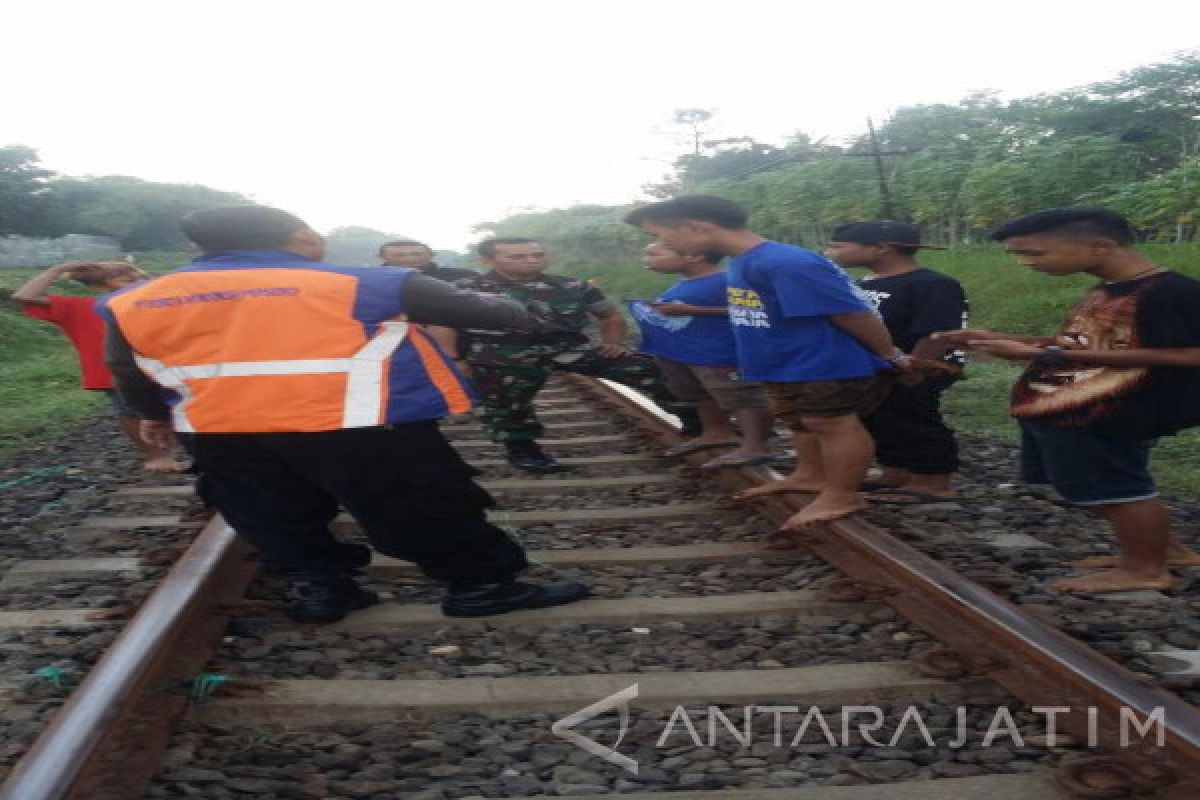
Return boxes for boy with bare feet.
[627,196,907,529]
[631,243,773,469]
[935,209,1200,594]
[826,222,967,503]
[14,261,186,473]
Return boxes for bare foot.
[143,457,188,474]
[732,477,825,502]
[1049,569,1173,593]
[780,492,868,530]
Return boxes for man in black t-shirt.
[826,222,967,501]
[936,208,1200,595]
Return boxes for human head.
[71,262,147,292]
[825,221,933,268]
[379,239,434,268]
[477,237,548,280]
[642,242,723,274]
[990,208,1135,276]
[624,195,748,254]
[179,205,325,260]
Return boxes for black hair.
[477,237,539,258]
[892,245,920,257]
[378,239,432,256]
[180,205,309,254]
[990,208,1134,246]
[701,250,725,265]
[624,195,749,230]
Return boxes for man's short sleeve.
[908,279,968,338]
[761,252,871,318]
[582,282,616,314]
[21,295,68,322]
[1138,276,1200,348]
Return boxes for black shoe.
[676,407,703,438]
[442,580,590,617]
[283,573,380,624]
[504,441,561,473]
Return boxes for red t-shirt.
[22,295,113,390]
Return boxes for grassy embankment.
[555,242,1200,496]
[0,252,189,460]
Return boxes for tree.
[0,146,53,235]
[39,176,248,250]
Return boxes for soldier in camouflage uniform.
[429,237,688,472]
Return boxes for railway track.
[2,377,1200,799]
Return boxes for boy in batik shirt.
[936,209,1200,594]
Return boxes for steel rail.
[0,516,256,800]
[576,375,1200,790]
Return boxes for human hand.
[596,343,630,358]
[967,339,1042,361]
[139,419,175,450]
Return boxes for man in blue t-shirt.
[630,243,772,469]
[627,196,912,530]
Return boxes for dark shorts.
[653,357,768,411]
[102,389,138,418]
[1019,419,1158,506]
[765,374,892,431]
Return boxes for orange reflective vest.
[100,251,471,433]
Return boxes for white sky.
[5,0,1199,249]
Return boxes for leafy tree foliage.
[487,51,1200,259]
[0,147,247,249]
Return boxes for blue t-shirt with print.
[727,241,890,381]
[631,272,737,367]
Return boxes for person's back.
[103,205,589,623]
[104,252,470,432]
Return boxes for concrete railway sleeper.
[0,377,1198,798]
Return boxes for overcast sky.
[5,0,1198,249]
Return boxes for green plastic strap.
[0,466,68,490]
[190,673,229,703]
[34,666,71,688]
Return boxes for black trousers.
[181,423,528,588]
[862,379,959,475]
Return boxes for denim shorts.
[1019,419,1157,506]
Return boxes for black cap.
[830,221,945,249]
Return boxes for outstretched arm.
[402,273,537,331]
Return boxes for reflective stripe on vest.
[135,321,409,432]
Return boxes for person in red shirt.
[15,261,185,472]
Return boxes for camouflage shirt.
[453,270,616,358]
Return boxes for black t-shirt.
[857,268,968,364]
[1012,270,1200,439]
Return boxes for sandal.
[662,440,739,457]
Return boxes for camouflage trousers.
[467,348,689,443]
